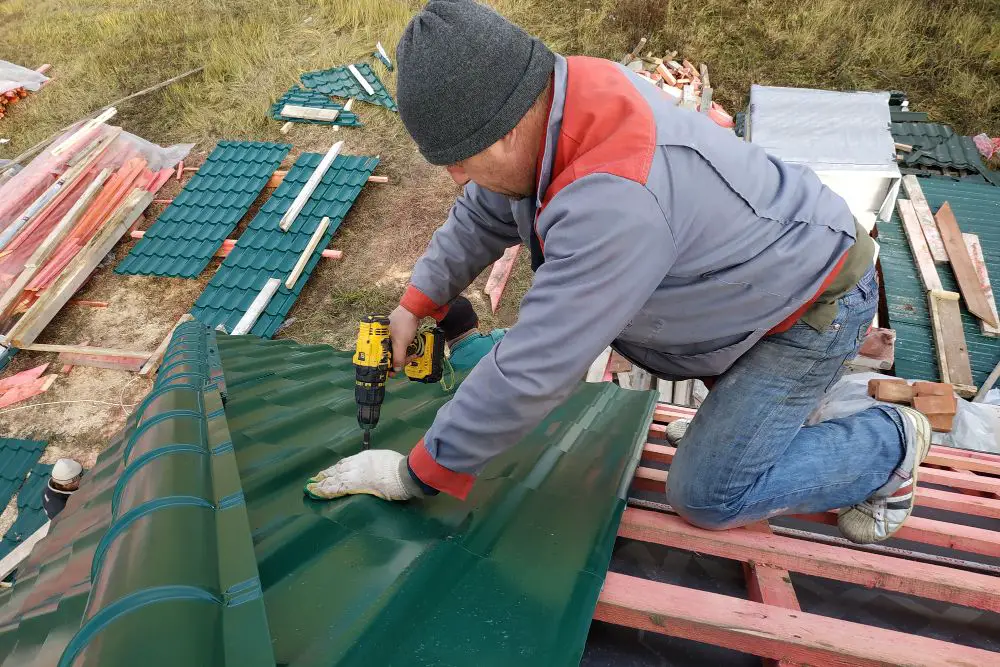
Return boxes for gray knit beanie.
[396,0,555,165]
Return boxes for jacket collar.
[534,54,568,210]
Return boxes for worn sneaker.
[666,419,690,445]
[838,406,931,544]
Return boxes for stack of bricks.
[867,379,959,432]
[0,87,28,120]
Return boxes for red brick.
[874,381,914,404]
[913,381,954,397]
[913,394,958,416]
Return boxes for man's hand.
[389,304,420,372]
[304,450,420,501]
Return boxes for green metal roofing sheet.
[300,63,397,112]
[0,323,655,666]
[115,141,291,278]
[0,463,51,561]
[269,86,362,126]
[190,152,378,337]
[879,177,1000,386]
[0,438,44,514]
[891,122,999,185]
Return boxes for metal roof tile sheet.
[268,86,362,126]
[300,63,397,112]
[891,122,1000,185]
[115,141,291,278]
[0,463,51,561]
[879,177,1000,387]
[189,152,378,337]
[0,439,45,513]
[0,324,655,666]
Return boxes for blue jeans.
[666,267,906,529]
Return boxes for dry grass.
[0,0,997,455]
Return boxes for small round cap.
[51,458,83,483]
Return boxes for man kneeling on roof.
[309,0,930,545]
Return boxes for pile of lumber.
[867,379,958,432]
[620,39,733,128]
[0,111,173,352]
[896,176,998,398]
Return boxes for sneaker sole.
[881,406,932,541]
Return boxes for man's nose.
[446,165,470,186]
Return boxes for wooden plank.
[672,379,692,406]
[279,104,341,122]
[0,364,49,392]
[652,403,698,423]
[896,199,943,292]
[20,344,152,359]
[963,233,999,337]
[231,278,281,335]
[974,359,1000,403]
[55,352,144,372]
[595,572,1000,667]
[641,442,676,465]
[285,216,330,289]
[0,374,56,408]
[5,190,153,347]
[267,170,385,188]
[0,522,49,581]
[742,521,801,608]
[901,175,948,263]
[632,466,999,519]
[618,506,1000,612]
[49,107,116,156]
[927,290,975,393]
[0,168,111,319]
[934,203,998,327]
[279,142,342,231]
[794,512,1000,559]
[585,347,612,383]
[656,379,673,403]
[347,64,375,96]
[67,299,109,308]
[138,313,195,376]
[483,244,520,313]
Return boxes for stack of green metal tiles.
[0,322,656,666]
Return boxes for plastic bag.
[808,372,1000,454]
[0,60,49,95]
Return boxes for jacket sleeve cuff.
[407,440,475,500]
[400,285,451,322]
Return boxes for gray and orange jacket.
[402,55,864,498]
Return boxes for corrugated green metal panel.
[0,464,51,561]
[218,334,654,667]
[0,438,44,513]
[300,63,397,112]
[890,122,999,185]
[879,177,1000,386]
[0,321,272,667]
[269,86,362,126]
[115,141,291,278]
[190,152,377,338]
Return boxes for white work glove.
[304,450,423,501]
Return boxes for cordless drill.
[353,315,445,449]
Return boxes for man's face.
[445,139,534,198]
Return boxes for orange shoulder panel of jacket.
[542,56,657,208]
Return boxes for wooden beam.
[138,313,195,376]
[20,343,151,359]
[279,142,342,232]
[483,244,520,313]
[55,352,144,372]
[5,190,153,347]
[67,299,109,308]
[974,359,1000,403]
[631,466,999,519]
[963,234,999,337]
[266,170,386,189]
[231,278,281,336]
[279,104,341,122]
[618,506,1000,612]
[0,374,56,408]
[594,572,1000,666]
[895,142,913,152]
[934,203,998,327]
[794,511,1000,559]
[901,175,948,263]
[347,64,375,96]
[0,364,49,392]
[896,199,943,292]
[927,290,975,394]
[285,216,330,289]
[741,523,801,667]
[49,107,117,156]
[0,522,49,581]
[128,231,342,260]
[0,168,111,319]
